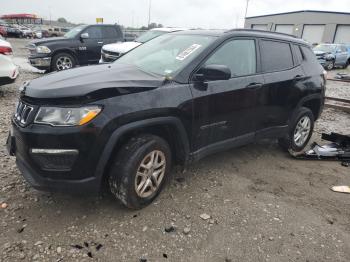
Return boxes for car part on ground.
[289,133,350,165]
[7,29,325,209]
[331,186,350,194]
[0,38,19,86]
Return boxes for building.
[0,14,43,25]
[244,10,350,45]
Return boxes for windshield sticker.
[176,44,202,61]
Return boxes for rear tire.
[108,134,172,209]
[278,107,314,152]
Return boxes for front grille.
[101,49,120,62]
[14,101,35,126]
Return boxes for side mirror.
[80,32,89,39]
[195,64,231,82]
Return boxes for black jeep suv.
[28,24,124,72]
[8,29,326,209]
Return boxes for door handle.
[98,41,104,44]
[294,75,304,80]
[246,83,263,89]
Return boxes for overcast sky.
[2,0,350,28]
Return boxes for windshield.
[64,25,86,38]
[313,44,336,53]
[116,34,216,77]
[135,30,168,43]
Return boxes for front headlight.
[34,106,102,126]
[36,45,51,54]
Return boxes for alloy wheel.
[135,150,166,198]
[56,56,73,70]
[293,116,311,147]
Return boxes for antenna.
[148,0,152,27]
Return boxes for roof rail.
[225,28,298,38]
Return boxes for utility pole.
[244,0,250,19]
[148,0,152,28]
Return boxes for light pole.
[148,0,152,28]
[244,0,250,19]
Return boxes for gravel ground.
[1,38,350,262]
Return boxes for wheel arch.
[95,117,190,190]
[296,94,324,121]
[51,49,79,65]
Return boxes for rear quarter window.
[103,26,121,39]
[300,46,319,64]
[260,40,294,72]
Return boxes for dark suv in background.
[8,29,325,209]
[28,24,124,72]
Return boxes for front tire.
[108,135,172,209]
[51,52,76,71]
[325,60,335,70]
[278,107,314,152]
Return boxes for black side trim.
[190,133,254,162]
[255,125,288,139]
[94,117,190,185]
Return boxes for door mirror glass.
[196,64,231,81]
[80,32,89,39]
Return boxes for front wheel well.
[100,124,188,189]
[302,99,321,120]
[51,50,78,65]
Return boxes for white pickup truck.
[99,27,186,63]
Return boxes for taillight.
[0,46,13,55]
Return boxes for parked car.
[48,27,70,37]
[28,24,124,72]
[7,29,326,209]
[100,27,186,63]
[6,26,23,38]
[33,29,49,39]
[0,38,19,85]
[313,43,349,70]
[19,27,33,38]
[0,26,7,37]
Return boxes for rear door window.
[260,40,294,72]
[204,39,257,77]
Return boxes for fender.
[293,93,324,120]
[94,116,190,184]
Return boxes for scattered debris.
[96,244,103,251]
[87,251,93,258]
[183,227,191,234]
[56,247,62,253]
[331,186,350,194]
[1,202,8,209]
[163,253,168,258]
[71,244,84,250]
[165,226,176,233]
[140,258,147,262]
[290,133,350,163]
[199,213,211,220]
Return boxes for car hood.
[313,50,331,56]
[30,37,68,46]
[102,41,141,54]
[22,63,165,100]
